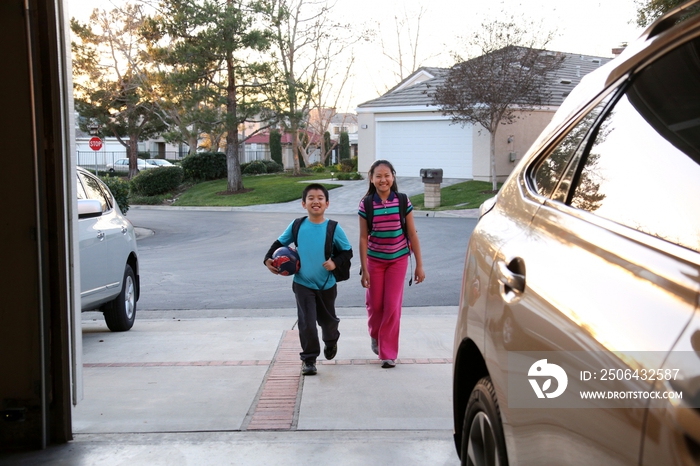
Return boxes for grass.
[410,180,501,211]
[173,173,341,207]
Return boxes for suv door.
[77,171,129,309]
[489,36,700,464]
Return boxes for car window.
[569,37,700,253]
[533,98,611,200]
[76,174,87,200]
[78,172,113,213]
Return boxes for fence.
[77,151,184,171]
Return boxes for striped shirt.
[358,191,413,261]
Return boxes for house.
[244,129,323,169]
[356,52,613,180]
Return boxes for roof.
[357,50,613,110]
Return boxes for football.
[272,247,300,276]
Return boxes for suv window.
[78,172,113,213]
[533,97,611,201]
[569,37,700,253]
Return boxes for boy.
[264,184,353,375]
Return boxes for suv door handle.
[96,230,105,241]
[497,261,525,292]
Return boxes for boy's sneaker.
[301,362,317,375]
[371,338,379,355]
[324,342,337,360]
[381,359,396,368]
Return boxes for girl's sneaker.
[381,359,396,368]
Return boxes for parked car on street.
[77,167,140,331]
[452,2,700,465]
[106,158,157,173]
[146,159,175,167]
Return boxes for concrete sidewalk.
[1,308,460,465]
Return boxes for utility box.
[420,168,443,208]
[420,168,443,184]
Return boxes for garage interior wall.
[0,0,73,450]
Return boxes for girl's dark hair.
[364,159,399,197]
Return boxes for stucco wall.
[471,108,556,183]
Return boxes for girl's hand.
[414,265,425,284]
[361,269,371,288]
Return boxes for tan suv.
[452,2,700,465]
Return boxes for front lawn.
[410,180,501,210]
[173,173,342,207]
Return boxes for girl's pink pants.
[366,255,408,360]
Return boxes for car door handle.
[121,226,127,234]
[96,230,105,241]
[496,260,525,294]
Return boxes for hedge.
[180,152,227,181]
[130,166,184,196]
[101,175,131,214]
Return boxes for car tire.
[103,264,136,332]
[108,168,115,173]
[461,377,508,466]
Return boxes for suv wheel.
[461,377,508,466]
[103,264,136,331]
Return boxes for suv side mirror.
[78,199,103,219]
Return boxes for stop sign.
[89,136,103,151]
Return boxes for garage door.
[376,119,472,178]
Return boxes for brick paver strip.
[246,330,303,431]
[83,358,450,368]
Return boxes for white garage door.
[376,119,472,178]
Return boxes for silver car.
[106,158,156,173]
[453,2,700,465]
[77,167,140,331]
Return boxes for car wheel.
[108,168,115,173]
[103,264,136,332]
[461,377,508,466]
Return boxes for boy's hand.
[265,258,279,275]
[323,259,336,271]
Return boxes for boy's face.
[302,189,329,216]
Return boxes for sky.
[65,0,644,112]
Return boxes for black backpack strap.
[325,220,337,260]
[397,192,408,239]
[363,195,374,234]
[291,216,307,247]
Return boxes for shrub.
[336,172,363,180]
[262,159,283,173]
[130,166,184,196]
[101,174,130,214]
[242,160,267,175]
[309,162,326,173]
[180,152,227,181]
[340,158,355,172]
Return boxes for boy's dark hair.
[303,183,329,202]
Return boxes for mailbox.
[420,168,443,184]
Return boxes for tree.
[270,128,282,165]
[323,131,333,165]
[149,0,272,193]
[262,0,355,174]
[339,131,350,162]
[634,0,690,26]
[71,4,166,179]
[430,17,564,191]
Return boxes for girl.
[359,160,425,368]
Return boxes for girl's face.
[371,164,394,196]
